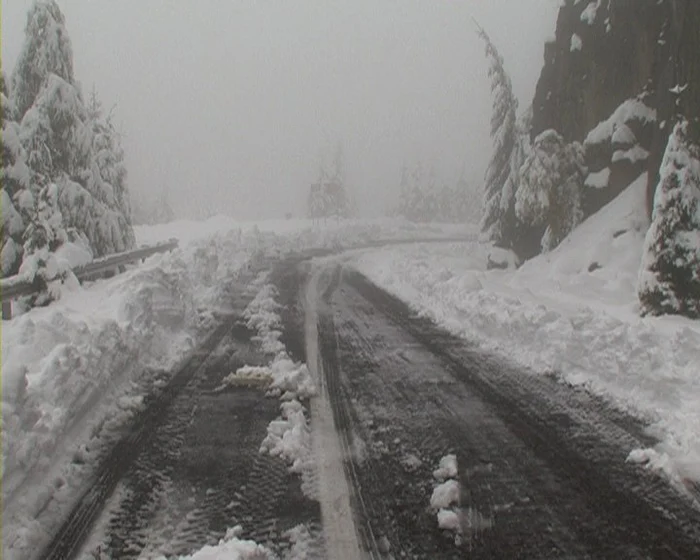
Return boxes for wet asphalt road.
[42,253,700,559]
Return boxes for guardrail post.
[2,300,12,320]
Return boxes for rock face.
[531,0,700,217]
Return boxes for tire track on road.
[311,266,700,558]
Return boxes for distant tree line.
[391,163,480,223]
[307,145,351,221]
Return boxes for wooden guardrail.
[1,239,179,320]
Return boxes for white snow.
[4,216,466,559]
[611,123,637,146]
[612,145,650,164]
[580,1,601,25]
[437,509,461,531]
[430,479,461,509]
[584,167,611,189]
[433,454,458,481]
[586,99,657,145]
[234,275,316,476]
[158,526,274,559]
[354,174,700,487]
[570,33,583,52]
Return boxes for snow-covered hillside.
[354,174,700,488]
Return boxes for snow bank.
[430,479,460,509]
[231,275,317,476]
[159,526,274,559]
[433,453,458,481]
[1,224,302,558]
[354,175,700,486]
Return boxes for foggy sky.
[1,0,560,220]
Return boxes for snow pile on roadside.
[159,525,274,559]
[354,175,700,486]
[433,453,458,481]
[429,454,493,544]
[223,275,316,474]
[430,479,460,510]
[167,523,313,560]
[2,230,290,558]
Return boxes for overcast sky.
[2,0,560,220]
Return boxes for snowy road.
[302,260,700,558]
[40,250,700,559]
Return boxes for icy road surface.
[42,251,700,559]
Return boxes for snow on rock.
[580,1,601,25]
[353,174,700,485]
[611,123,637,145]
[612,145,650,164]
[585,98,657,146]
[584,167,611,189]
[433,454,458,481]
[430,479,461,509]
[570,33,583,51]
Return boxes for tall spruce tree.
[476,23,518,246]
[12,0,74,121]
[638,119,700,318]
[515,129,585,252]
[1,73,32,275]
[10,0,135,273]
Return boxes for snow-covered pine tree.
[11,0,135,266]
[1,73,32,276]
[476,24,518,245]
[84,87,135,249]
[12,0,74,121]
[516,129,585,251]
[638,119,700,319]
[326,145,349,219]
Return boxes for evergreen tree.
[12,0,74,121]
[150,186,175,224]
[638,119,700,318]
[10,0,135,270]
[516,129,585,252]
[476,23,518,244]
[1,73,32,276]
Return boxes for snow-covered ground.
[1,216,471,559]
[353,175,700,487]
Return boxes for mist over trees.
[391,163,480,223]
[307,145,351,222]
[1,0,134,281]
